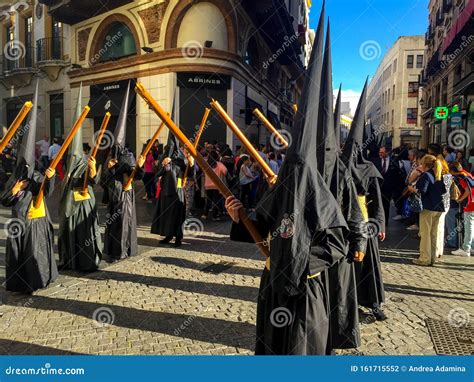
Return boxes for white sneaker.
[451,248,470,257]
[393,215,404,221]
[406,224,419,231]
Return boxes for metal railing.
[36,37,65,62]
[3,43,34,71]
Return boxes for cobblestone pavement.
[0,186,472,355]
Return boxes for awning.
[88,81,136,118]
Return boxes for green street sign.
[434,107,449,120]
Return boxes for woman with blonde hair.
[408,154,448,265]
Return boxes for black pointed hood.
[256,2,347,297]
[341,78,381,192]
[334,84,342,150]
[65,83,85,180]
[165,90,183,160]
[317,19,337,185]
[112,80,131,159]
[15,80,39,181]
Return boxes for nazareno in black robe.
[326,158,367,350]
[58,162,102,271]
[102,152,143,261]
[353,172,386,310]
[1,172,58,292]
[151,158,186,240]
[230,191,347,355]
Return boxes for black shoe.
[173,239,182,247]
[160,237,172,244]
[373,309,387,321]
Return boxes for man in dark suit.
[374,146,405,223]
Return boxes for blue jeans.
[445,207,459,248]
[462,211,474,251]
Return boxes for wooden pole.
[252,108,289,149]
[135,82,269,258]
[122,121,166,191]
[210,99,277,185]
[0,101,33,153]
[82,112,111,193]
[182,107,211,188]
[34,106,90,209]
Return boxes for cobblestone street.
[0,188,472,355]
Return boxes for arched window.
[96,22,137,62]
[244,37,259,69]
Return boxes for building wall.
[421,0,473,148]
[0,1,72,140]
[367,36,425,148]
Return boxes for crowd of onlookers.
[374,143,474,265]
[1,134,472,264]
[139,141,285,221]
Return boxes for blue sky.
[309,0,429,112]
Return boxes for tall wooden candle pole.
[82,112,111,193]
[182,107,211,188]
[122,120,166,191]
[0,102,33,153]
[252,108,289,149]
[135,82,269,258]
[210,99,277,186]
[34,106,90,209]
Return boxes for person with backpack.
[407,154,447,266]
[451,162,474,257]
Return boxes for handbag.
[408,192,423,213]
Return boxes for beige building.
[1,0,313,155]
[420,0,473,148]
[0,0,72,139]
[367,36,425,148]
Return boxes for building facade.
[367,36,425,148]
[420,0,473,149]
[0,0,72,140]
[1,0,313,155]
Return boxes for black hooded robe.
[151,159,186,239]
[327,159,367,349]
[353,176,386,310]
[230,197,347,355]
[103,157,143,261]
[58,164,102,271]
[1,172,58,292]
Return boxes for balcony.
[0,43,37,88]
[39,0,133,24]
[36,37,69,80]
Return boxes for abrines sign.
[177,72,231,90]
